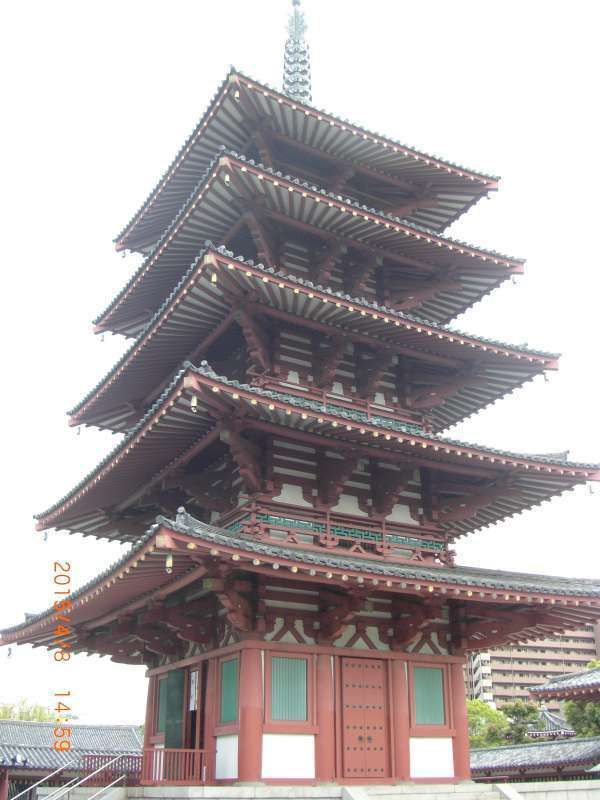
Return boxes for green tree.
[563,660,600,738]
[0,699,54,721]
[564,700,600,737]
[467,699,509,748]
[502,700,541,744]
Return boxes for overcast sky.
[0,0,598,725]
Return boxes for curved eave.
[72,247,556,433]
[3,515,600,650]
[115,69,499,253]
[97,152,523,335]
[471,738,600,773]
[35,364,599,540]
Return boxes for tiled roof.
[115,68,498,251]
[3,510,600,642]
[98,150,523,333]
[188,362,598,468]
[34,361,599,540]
[73,245,557,434]
[471,736,600,773]
[528,709,574,736]
[530,666,600,696]
[0,720,141,771]
[46,358,599,518]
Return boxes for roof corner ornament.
[283,0,312,103]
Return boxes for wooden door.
[341,657,388,779]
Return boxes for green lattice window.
[156,678,168,733]
[413,666,445,725]
[220,658,239,724]
[271,656,307,721]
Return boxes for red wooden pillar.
[316,653,336,781]
[450,661,470,780]
[238,646,263,782]
[391,659,410,781]
[0,769,8,800]
[143,677,155,749]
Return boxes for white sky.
[0,0,598,725]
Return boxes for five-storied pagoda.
[2,1,600,785]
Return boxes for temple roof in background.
[530,665,600,700]
[0,721,141,772]
[471,735,600,774]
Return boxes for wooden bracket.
[370,463,414,519]
[313,335,346,388]
[316,450,359,509]
[317,590,363,643]
[356,348,395,399]
[220,425,264,494]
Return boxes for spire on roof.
[283,0,312,103]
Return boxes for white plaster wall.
[261,734,315,779]
[331,493,367,517]
[387,503,417,524]
[215,734,238,780]
[409,737,454,779]
[272,483,313,507]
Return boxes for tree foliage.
[565,700,600,737]
[502,700,542,744]
[0,700,54,721]
[562,660,600,738]
[467,699,509,748]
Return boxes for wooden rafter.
[389,278,465,310]
[436,479,522,524]
[407,367,486,410]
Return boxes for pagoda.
[2,1,600,786]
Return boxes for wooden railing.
[81,753,142,786]
[220,500,449,564]
[141,749,208,785]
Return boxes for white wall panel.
[409,737,454,778]
[261,734,315,779]
[215,734,238,780]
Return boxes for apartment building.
[466,624,600,712]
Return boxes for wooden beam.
[408,371,488,410]
[246,417,498,480]
[249,302,460,368]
